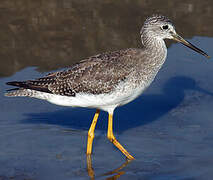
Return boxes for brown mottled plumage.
[6,48,144,96]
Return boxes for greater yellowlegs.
[5,15,210,160]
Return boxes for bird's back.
[5,48,148,97]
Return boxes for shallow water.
[0,1,213,180]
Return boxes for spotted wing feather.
[6,49,137,96]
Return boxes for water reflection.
[0,0,212,77]
[87,155,131,180]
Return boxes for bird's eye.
[162,25,169,30]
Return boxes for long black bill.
[172,34,210,59]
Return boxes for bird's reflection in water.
[87,155,132,180]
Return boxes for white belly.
[29,80,148,113]
[45,80,148,113]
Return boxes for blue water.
[0,37,213,180]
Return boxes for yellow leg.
[107,113,135,160]
[87,109,100,155]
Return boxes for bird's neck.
[133,34,168,87]
[141,34,167,65]
[141,32,166,50]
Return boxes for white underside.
[28,80,150,114]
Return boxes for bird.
[5,15,210,160]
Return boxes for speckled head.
[140,14,210,58]
[140,14,176,40]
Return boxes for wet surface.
[0,1,213,180]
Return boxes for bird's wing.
[7,49,137,96]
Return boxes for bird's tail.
[5,88,33,97]
[6,81,26,87]
[5,81,33,97]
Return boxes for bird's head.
[140,14,210,59]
